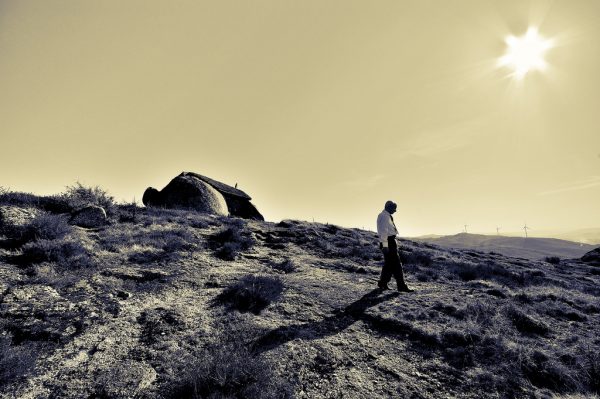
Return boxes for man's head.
[384,200,397,214]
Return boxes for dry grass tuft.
[17,239,94,268]
[0,337,37,388]
[167,319,292,399]
[546,256,562,264]
[216,275,283,314]
[210,220,255,260]
[270,258,298,274]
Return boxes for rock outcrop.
[581,247,600,266]
[0,205,41,233]
[142,174,228,216]
[142,172,263,220]
[0,285,82,343]
[70,205,108,228]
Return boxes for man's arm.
[376,213,389,248]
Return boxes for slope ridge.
[0,205,599,398]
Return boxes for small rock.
[102,267,169,283]
[70,205,107,228]
[116,290,131,299]
[582,247,600,266]
[0,205,41,231]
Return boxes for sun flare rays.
[498,27,553,80]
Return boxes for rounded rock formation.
[142,187,161,207]
[144,175,228,216]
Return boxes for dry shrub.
[0,188,72,214]
[127,249,166,264]
[210,220,255,260]
[17,239,93,268]
[126,226,195,263]
[445,261,544,287]
[216,275,283,314]
[168,320,292,399]
[116,202,139,223]
[545,256,561,264]
[0,190,40,207]
[416,269,439,282]
[0,336,37,387]
[457,300,498,327]
[270,258,298,274]
[583,350,600,393]
[505,305,549,336]
[169,343,291,399]
[520,349,577,391]
[2,213,72,248]
[545,304,587,322]
[60,182,115,216]
[137,308,185,345]
[23,213,72,242]
[402,250,434,267]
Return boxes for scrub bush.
[61,182,115,216]
[216,275,283,314]
[210,220,255,260]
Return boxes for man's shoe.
[377,282,390,290]
[398,285,414,293]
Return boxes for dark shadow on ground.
[252,289,401,354]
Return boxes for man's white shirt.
[377,210,398,248]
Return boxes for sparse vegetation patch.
[1,213,72,249]
[270,258,298,274]
[0,201,599,398]
[17,239,93,268]
[505,305,550,336]
[210,220,255,260]
[60,182,115,216]
[0,337,37,388]
[216,275,283,314]
[167,319,292,399]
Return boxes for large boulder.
[70,205,108,228]
[142,175,228,216]
[141,187,161,207]
[581,247,600,266]
[180,172,264,220]
[142,172,265,219]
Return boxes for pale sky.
[1,0,599,236]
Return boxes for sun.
[498,27,553,79]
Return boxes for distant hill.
[548,228,600,246]
[411,232,595,260]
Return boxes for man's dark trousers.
[380,236,408,288]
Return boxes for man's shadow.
[252,288,398,354]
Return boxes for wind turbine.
[496,226,501,236]
[463,224,468,233]
[523,223,531,238]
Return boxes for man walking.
[377,200,413,292]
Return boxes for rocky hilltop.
[0,187,599,398]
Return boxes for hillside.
[1,189,599,398]
[551,228,600,246]
[412,233,594,261]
